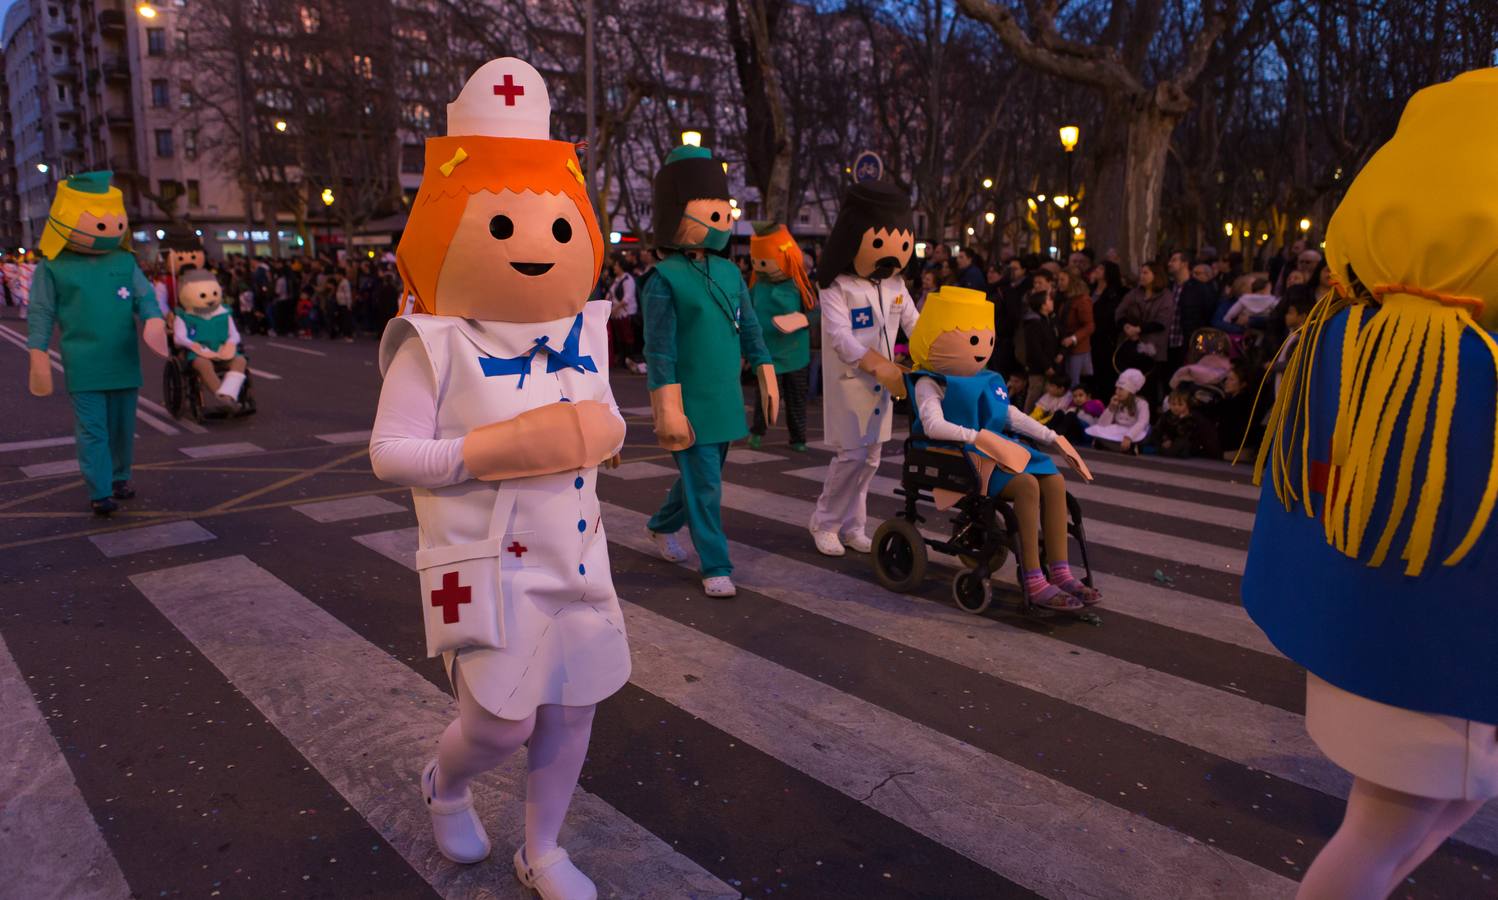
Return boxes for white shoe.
[810,528,846,557]
[650,529,688,563]
[514,845,597,900]
[421,760,490,864]
[702,576,737,597]
[840,530,873,553]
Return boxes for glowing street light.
[1068,215,1079,227]
[984,211,996,225]
[274,119,288,132]
[136,3,158,18]
[1052,194,1069,208]
[965,226,975,236]
[321,187,335,206]
[1223,221,1234,237]
[981,177,994,190]
[1298,217,1312,232]
[680,130,702,147]
[35,163,49,174]
[608,231,622,244]
[1058,125,1079,152]
[1260,232,1269,241]
[1026,198,1037,211]
[1037,193,1046,202]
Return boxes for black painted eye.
[872,237,884,249]
[97,222,107,231]
[710,211,722,223]
[988,336,995,346]
[969,335,980,346]
[902,241,910,251]
[552,217,572,243]
[489,215,514,240]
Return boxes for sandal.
[1028,581,1084,611]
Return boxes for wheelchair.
[161,331,257,422]
[872,418,1096,617]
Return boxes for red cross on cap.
[447,57,551,141]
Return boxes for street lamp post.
[1059,125,1079,257]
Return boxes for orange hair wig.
[396,135,603,315]
[749,224,817,310]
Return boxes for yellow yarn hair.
[1257,67,1498,576]
[907,286,994,370]
[39,177,128,260]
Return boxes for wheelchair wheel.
[873,517,927,593]
[951,568,992,615]
[161,362,183,418]
[959,545,1010,573]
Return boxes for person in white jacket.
[810,181,919,556]
[1086,368,1152,451]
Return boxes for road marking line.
[1078,456,1261,501]
[19,459,81,478]
[178,441,265,459]
[0,436,75,453]
[248,366,282,380]
[260,340,327,357]
[0,325,186,435]
[726,448,781,465]
[292,494,405,523]
[89,520,215,557]
[205,447,368,514]
[0,632,133,899]
[314,429,372,445]
[127,556,737,900]
[600,461,677,481]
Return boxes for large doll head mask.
[41,171,129,260]
[395,58,603,323]
[652,146,733,252]
[818,180,914,288]
[908,286,996,376]
[159,223,205,277]
[177,268,223,315]
[749,222,816,310]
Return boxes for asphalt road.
[1,308,1494,899]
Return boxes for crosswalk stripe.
[261,340,328,357]
[619,599,1296,898]
[314,429,373,445]
[1076,456,1262,501]
[600,461,677,481]
[293,495,406,523]
[0,631,132,899]
[786,464,1256,533]
[127,556,737,900]
[88,520,215,558]
[0,436,75,454]
[19,459,80,478]
[179,441,265,459]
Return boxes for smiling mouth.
[973,355,986,362]
[510,262,554,276]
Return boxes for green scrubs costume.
[643,252,772,577]
[27,249,159,500]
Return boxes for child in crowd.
[1029,373,1073,424]
[1211,362,1261,456]
[1147,390,1219,459]
[1224,275,1279,329]
[1071,384,1104,426]
[1269,293,1312,398]
[295,289,315,338]
[1086,368,1151,452]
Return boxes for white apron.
[819,273,917,449]
[377,301,630,720]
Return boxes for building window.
[146,28,166,56]
[404,102,430,130]
[155,128,173,157]
[184,128,198,159]
[177,30,189,53]
[400,143,422,174]
[187,179,200,207]
[180,80,194,108]
[151,79,169,108]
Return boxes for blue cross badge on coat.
[477,313,597,388]
[850,306,874,330]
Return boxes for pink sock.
[1048,561,1101,603]
[1024,568,1079,609]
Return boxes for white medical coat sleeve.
[369,336,471,488]
[172,315,192,347]
[913,377,978,443]
[819,280,867,367]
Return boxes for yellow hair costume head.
[907,286,993,371]
[40,171,128,260]
[1258,67,1498,576]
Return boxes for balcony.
[103,58,131,82]
[106,109,134,129]
[49,60,79,81]
[47,18,76,41]
[99,9,126,33]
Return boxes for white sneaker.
[840,530,873,553]
[702,576,737,597]
[810,528,846,557]
[514,845,597,900]
[421,759,490,864]
[649,529,688,562]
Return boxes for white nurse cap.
[446,57,551,140]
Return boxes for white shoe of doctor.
[702,576,737,597]
[810,528,846,557]
[421,760,491,864]
[514,845,598,900]
[649,529,689,563]
[840,530,873,553]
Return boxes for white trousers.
[811,442,884,535]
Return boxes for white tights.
[433,669,597,859]
[1297,777,1485,899]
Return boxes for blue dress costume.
[910,369,1058,494]
[1243,306,1498,726]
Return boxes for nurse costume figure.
[809,181,919,557]
[1245,68,1498,899]
[370,58,628,900]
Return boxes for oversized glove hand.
[143,317,170,359]
[772,312,809,334]
[756,364,780,427]
[974,429,1032,474]
[858,349,909,399]
[28,349,53,397]
[1052,434,1093,482]
[218,342,238,361]
[650,384,695,451]
[462,400,624,481]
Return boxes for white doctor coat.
[819,273,919,449]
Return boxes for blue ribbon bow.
[477,314,597,388]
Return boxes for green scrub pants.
[70,389,137,500]
[648,442,731,578]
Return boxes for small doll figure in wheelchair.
[872,286,1100,615]
[163,268,256,420]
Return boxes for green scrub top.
[643,253,772,445]
[749,279,813,373]
[27,249,158,393]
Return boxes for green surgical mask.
[48,216,124,253]
[682,213,731,252]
